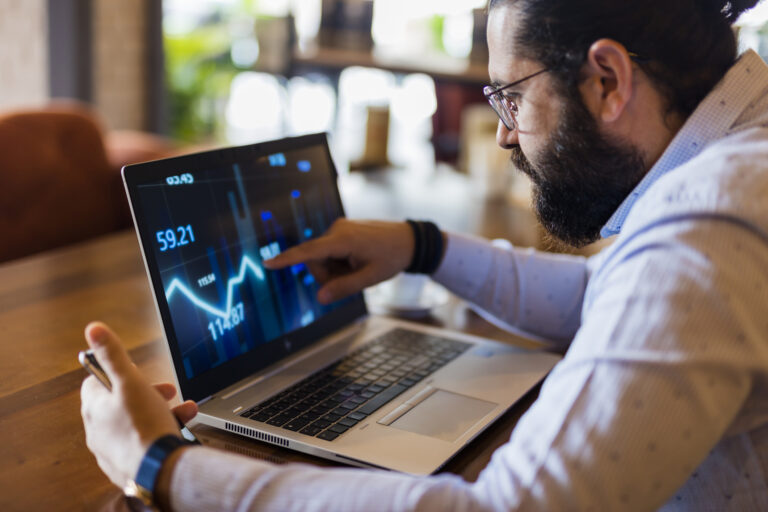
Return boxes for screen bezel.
[122,133,368,402]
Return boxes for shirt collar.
[600,49,768,238]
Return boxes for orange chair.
[0,103,175,263]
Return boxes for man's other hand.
[80,322,198,487]
[263,219,415,304]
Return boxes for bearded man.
[81,0,768,510]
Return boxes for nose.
[496,120,519,148]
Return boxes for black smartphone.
[79,349,199,443]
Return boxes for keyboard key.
[266,413,294,427]
[274,400,293,410]
[347,411,368,421]
[357,384,409,415]
[313,403,334,413]
[318,430,339,441]
[329,424,349,434]
[286,406,306,417]
[260,407,281,417]
[322,413,342,423]
[300,424,324,436]
[314,419,332,429]
[300,396,321,406]
[283,419,309,431]
[338,417,359,427]
[299,411,320,421]
[251,412,273,422]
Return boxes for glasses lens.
[490,96,515,131]
[483,86,516,131]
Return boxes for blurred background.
[3,0,497,168]
[2,0,768,262]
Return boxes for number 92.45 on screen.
[156,225,195,252]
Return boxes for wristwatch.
[123,435,195,510]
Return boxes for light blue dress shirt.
[168,51,768,512]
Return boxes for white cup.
[387,273,428,309]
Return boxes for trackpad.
[390,390,497,442]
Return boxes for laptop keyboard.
[240,328,471,441]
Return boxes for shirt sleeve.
[431,232,588,345]
[170,219,767,512]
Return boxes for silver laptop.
[122,133,560,475]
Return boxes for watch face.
[94,490,153,512]
[123,481,154,511]
[124,494,157,512]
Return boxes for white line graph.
[165,255,265,320]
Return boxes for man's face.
[487,5,647,247]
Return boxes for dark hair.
[489,0,761,117]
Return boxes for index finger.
[263,237,348,270]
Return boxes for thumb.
[84,322,135,384]
[172,400,199,424]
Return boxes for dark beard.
[510,88,647,248]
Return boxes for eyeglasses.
[484,52,648,132]
[483,68,550,132]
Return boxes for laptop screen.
[123,134,367,402]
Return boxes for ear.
[579,39,635,124]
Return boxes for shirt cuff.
[169,446,270,512]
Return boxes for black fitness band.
[404,220,444,274]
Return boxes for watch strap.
[125,435,193,508]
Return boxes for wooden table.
[0,168,548,511]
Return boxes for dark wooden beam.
[145,0,167,134]
[48,0,92,101]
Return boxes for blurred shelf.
[292,45,490,85]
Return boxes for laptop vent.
[225,422,290,447]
